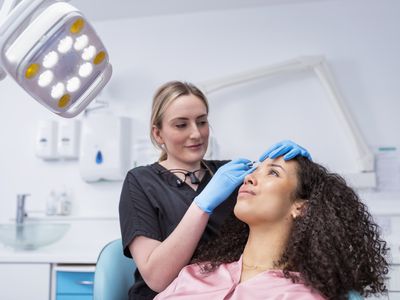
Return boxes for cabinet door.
[0,263,50,300]
[57,296,93,300]
[56,271,94,294]
[53,265,95,300]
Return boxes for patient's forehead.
[261,157,298,173]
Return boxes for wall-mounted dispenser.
[35,120,58,160]
[79,113,132,182]
[57,120,81,159]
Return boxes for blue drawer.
[56,271,94,294]
[57,295,93,300]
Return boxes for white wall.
[0,0,399,224]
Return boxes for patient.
[155,156,389,300]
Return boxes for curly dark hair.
[191,157,389,300]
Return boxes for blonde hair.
[150,81,209,161]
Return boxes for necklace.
[242,261,272,270]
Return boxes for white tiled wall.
[373,215,400,299]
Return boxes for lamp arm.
[0,0,19,24]
[0,0,54,36]
[0,0,52,80]
[0,0,19,79]
[313,60,374,172]
[199,55,374,173]
[199,56,320,94]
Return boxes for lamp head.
[0,1,112,118]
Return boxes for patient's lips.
[238,186,256,196]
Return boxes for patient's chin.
[233,202,252,225]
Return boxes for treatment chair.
[93,239,136,300]
[92,239,363,300]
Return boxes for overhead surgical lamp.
[0,0,112,118]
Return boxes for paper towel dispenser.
[79,113,132,182]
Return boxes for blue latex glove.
[194,158,254,214]
[259,140,312,161]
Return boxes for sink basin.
[0,223,70,250]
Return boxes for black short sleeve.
[119,171,162,257]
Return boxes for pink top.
[155,256,326,300]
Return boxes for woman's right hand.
[194,158,254,214]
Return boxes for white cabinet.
[389,265,400,291]
[388,264,400,300]
[0,263,51,300]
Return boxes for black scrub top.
[119,160,237,300]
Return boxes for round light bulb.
[74,34,89,51]
[51,82,65,99]
[79,62,93,77]
[43,51,59,68]
[58,36,73,53]
[81,45,96,60]
[38,70,54,87]
[66,77,81,92]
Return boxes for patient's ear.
[291,200,308,219]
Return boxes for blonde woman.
[119,81,311,299]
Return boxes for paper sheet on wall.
[375,147,400,192]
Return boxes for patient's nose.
[244,173,256,185]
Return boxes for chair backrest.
[348,291,364,300]
[93,239,136,300]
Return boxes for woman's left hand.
[259,140,312,161]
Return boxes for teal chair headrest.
[93,239,136,300]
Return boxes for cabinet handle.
[77,280,94,286]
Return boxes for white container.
[57,190,71,216]
[57,120,81,159]
[79,113,132,182]
[45,190,58,216]
[35,120,58,160]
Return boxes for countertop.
[0,218,121,264]
[1,217,399,265]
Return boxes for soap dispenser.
[35,120,58,160]
[57,120,81,160]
